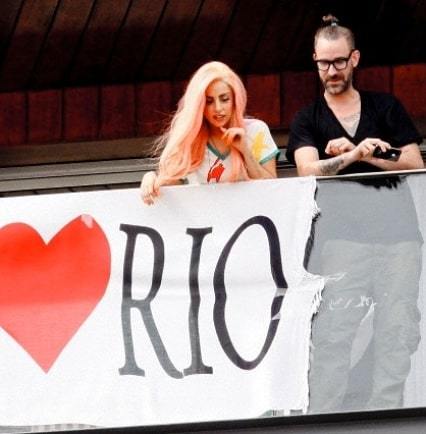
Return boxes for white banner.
[0,177,323,428]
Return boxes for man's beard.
[322,70,353,95]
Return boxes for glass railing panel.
[306,171,426,414]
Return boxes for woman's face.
[203,79,234,131]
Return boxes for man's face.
[313,36,359,96]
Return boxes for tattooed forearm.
[319,156,345,175]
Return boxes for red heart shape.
[0,215,111,372]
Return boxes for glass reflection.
[306,174,423,413]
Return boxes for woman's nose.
[214,100,222,111]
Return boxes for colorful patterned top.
[186,119,280,184]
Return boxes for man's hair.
[314,15,355,50]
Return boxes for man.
[287,15,424,413]
[288,17,423,175]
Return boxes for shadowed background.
[0,0,424,166]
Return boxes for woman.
[141,61,279,204]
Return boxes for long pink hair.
[156,61,248,184]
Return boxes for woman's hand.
[140,171,160,205]
[220,126,277,179]
[220,127,247,153]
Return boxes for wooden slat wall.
[174,0,238,79]
[246,74,281,128]
[250,0,318,73]
[136,81,173,136]
[139,0,203,80]
[28,89,62,143]
[67,0,131,85]
[0,92,26,146]
[355,66,392,94]
[394,64,426,122]
[105,0,167,83]
[217,0,275,72]
[0,0,59,91]
[30,0,94,89]
[99,84,136,139]
[280,70,319,129]
[0,1,24,62]
[0,0,423,166]
[0,64,424,150]
[63,86,99,141]
[0,0,423,91]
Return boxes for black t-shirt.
[287,91,422,174]
[287,91,423,244]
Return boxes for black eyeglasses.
[315,50,355,71]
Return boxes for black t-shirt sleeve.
[382,95,422,147]
[286,106,317,165]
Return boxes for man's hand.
[325,137,355,156]
[357,138,391,162]
[325,137,392,162]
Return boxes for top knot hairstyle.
[323,14,339,27]
[314,14,356,50]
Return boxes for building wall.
[0,63,424,161]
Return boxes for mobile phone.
[372,147,401,161]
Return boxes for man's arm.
[363,143,424,171]
[294,145,360,176]
[295,140,424,177]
